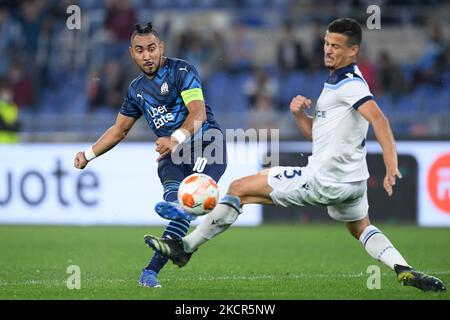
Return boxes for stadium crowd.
[0,0,449,139]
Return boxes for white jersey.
[308,63,373,182]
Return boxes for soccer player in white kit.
[145,18,445,292]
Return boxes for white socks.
[359,225,410,270]
[183,203,410,271]
[183,195,241,253]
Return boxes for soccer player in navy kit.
[74,23,227,288]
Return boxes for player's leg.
[181,170,274,251]
[144,170,275,267]
[154,132,233,226]
[176,137,235,248]
[144,166,313,266]
[331,182,445,291]
[153,154,196,221]
[140,157,190,287]
[154,132,228,221]
[346,214,411,270]
[326,181,410,270]
[348,215,446,291]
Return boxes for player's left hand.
[155,137,179,161]
[383,169,402,197]
[74,151,88,169]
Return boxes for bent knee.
[346,216,371,239]
[228,178,247,198]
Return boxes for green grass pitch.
[0,224,448,300]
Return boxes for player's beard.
[142,55,163,78]
[324,55,335,71]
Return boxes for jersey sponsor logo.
[137,91,144,100]
[345,72,354,79]
[179,66,188,72]
[145,105,174,129]
[160,82,169,95]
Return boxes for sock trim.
[165,226,187,238]
[168,220,189,232]
[163,189,178,200]
[219,195,241,212]
[363,230,381,247]
[219,202,241,214]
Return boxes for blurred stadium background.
[0,0,449,140]
[1,0,450,300]
[1,0,449,225]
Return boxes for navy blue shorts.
[157,130,227,201]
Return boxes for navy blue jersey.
[120,57,220,138]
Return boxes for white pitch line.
[1,271,449,287]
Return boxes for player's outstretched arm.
[290,95,313,141]
[357,100,402,196]
[74,113,137,169]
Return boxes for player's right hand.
[74,151,88,170]
[383,169,402,197]
[290,95,312,115]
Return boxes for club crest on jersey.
[160,82,169,95]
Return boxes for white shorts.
[268,166,368,222]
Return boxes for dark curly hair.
[130,22,161,42]
[327,18,362,47]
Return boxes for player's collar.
[326,63,356,84]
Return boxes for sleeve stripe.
[185,76,196,89]
[353,95,373,110]
[181,88,204,105]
